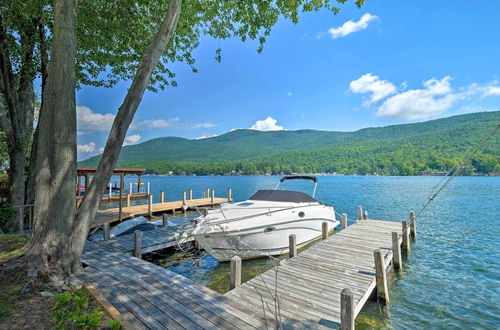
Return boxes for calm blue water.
[118,175,500,329]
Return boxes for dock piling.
[210,189,215,206]
[103,222,110,241]
[189,189,193,200]
[289,234,297,258]
[373,249,389,304]
[148,195,153,217]
[162,214,168,228]
[363,211,368,220]
[342,213,348,229]
[402,220,411,254]
[133,230,142,259]
[126,194,131,207]
[340,288,355,330]
[322,221,328,240]
[357,205,363,220]
[203,208,208,217]
[160,191,165,203]
[228,188,232,202]
[230,256,242,290]
[409,211,416,239]
[392,232,402,270]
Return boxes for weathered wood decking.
[73,242,269,329]
[76,217,410,329]
[93,197,229,227]
[224,219,401,328]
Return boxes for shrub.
[0,203,15,232]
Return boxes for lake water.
[116,175,500,329]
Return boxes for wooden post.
[322,221,328,240]
[392,232,402,270]
[203,209,208,217]
[160,191,165,203]
[402,220,411,254]
[133,230,142,259]
[342,213,348,229]
[148,195,153,217]
[289,234,297,258]
[363,211,368,220]
[373,249,389,304]
[228,188,232,202]
[409,211,416,239]
[76,175,81,196]
[206,188,210,199]
[103,222,110,241]
[357,205,363,220]
[126,194,131,207]
[210,189,215,205]
[162,213,168,228]
[17,206,24,232]
[230,256,242,290]
[84,173,89,191]
[118,173,124,222]
[340,288,355,330]
[129,182,133,194]
[147,181,150,195]
[137,175,141,193]
[182,191,186,205]
[188,189,193,200]
[108,183,112,199]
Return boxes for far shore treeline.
[80,111,500,176]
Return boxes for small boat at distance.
[191,175,339,261]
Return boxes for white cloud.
[131,117,180,129]
[190,122,216,129]
[195,133,218,140]
[349,73,396,105]
[250,117,285,131]
[77,142,96,153]
[350,74,500,120]
[123,134,141,146]
[98,147,105,153]
[328,13,378,39]
[77,106,115,134]
[377,76,459,120]
[482,85,500,96]
[287,91,292,97]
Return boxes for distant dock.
[92,188,232,227]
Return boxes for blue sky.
[76,0,500,159]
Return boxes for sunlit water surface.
[113,175,499,329]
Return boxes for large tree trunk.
[0,14,36,231]
[69,0,182,272]
[25,0,77,282]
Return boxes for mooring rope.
[412,123,500,222]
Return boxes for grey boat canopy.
[280,175,318,183]
[249,190,317,203]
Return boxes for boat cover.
[248,190,317,203]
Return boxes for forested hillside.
[80,111,500,175]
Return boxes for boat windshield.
[248,190,317,203]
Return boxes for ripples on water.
[129,175,499,329]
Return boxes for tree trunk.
[25,0,77,283]
[69,0,182,272]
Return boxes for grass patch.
[0,234,28,264]
[52,286,121,329]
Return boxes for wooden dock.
[93,196,230,227]
[72,242,269,329]
[76,207,416,329]
[225,218,403,328]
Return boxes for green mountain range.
[80,111,500,175]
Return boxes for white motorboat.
[191,176,339,261]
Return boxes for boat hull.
[192,203,338,261]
